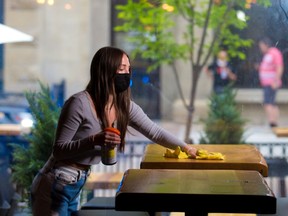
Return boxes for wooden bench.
[84,172,124,190]
[82,172,124,202]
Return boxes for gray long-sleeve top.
[45,90,186,168]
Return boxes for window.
[232,1,288,88]
[111,0,161,119]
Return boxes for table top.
[140,144,268,177]
[272,127,288,137]
[0,124,22,135]
[115,169,276,215]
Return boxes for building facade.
[2,0,288,125]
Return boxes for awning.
[0,23,34,44]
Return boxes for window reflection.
[233,1,288,88]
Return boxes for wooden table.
[115,169,276,216]
[140,144,268,177]
[0,124,22,135]
[272,127,288,137]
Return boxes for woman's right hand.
[92,128,121,147]
[182,145,197,159]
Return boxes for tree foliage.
[115,0,271,142]
[9,82,61,198]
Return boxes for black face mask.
[114,73,131,93]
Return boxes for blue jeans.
[31,166,89,216]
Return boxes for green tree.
[114,0,270,142]
[199,84,247,144]
[9,82,61,200]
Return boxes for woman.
[30,46,197,216]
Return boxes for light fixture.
[237,10,246,22]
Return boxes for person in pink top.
[258,37,284,128]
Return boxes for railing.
[252,142,288,159]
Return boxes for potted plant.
[199,84,247,144]
[9,82,60,209]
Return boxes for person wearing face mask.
[206,49,237,94]
[30,46,198,216]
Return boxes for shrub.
[199,84,247,144]
[9,82,61,201]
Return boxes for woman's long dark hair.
[86,46,131,151]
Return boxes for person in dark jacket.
[207,49,237,94]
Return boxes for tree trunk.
[184,66,201,143]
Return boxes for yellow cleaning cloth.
[163,146,225,160]
[164,146,189,159]
[196,149,225,160]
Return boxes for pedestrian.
[206,49,237,94]
[30,46,198,216]
[258,37,284,128]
